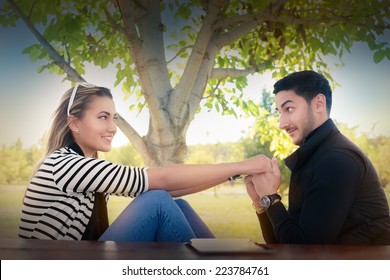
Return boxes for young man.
[246,70,390,244]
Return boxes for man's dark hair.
[273,70,332,114]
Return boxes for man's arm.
[268,151,361,244]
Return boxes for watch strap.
[268,193,281,202]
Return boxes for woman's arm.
[167,179,227,197]
[146,155,272,196]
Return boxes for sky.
[0,17,389,149]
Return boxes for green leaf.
[136,103,141,112]
[122,81,131,95]
[43,19,57,40]
[179,52,189,59]
[247,101,260,117]
[37,65,45,73]
[176,4,191,20]
[373,49,386,64]
[386,48,390,60]
[367,34,378,50]
[204,101,212,109]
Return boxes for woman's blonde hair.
[45,84,113,158]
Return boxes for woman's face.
[72,96,117,157]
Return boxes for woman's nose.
[109,120,117,134]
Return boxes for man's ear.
[314,93,327,113]
[67,115,80,134]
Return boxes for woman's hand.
[240,155,272,175]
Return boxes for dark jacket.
[259,119,390,244]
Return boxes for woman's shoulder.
[49,146,77,156]
[45,147,83,162]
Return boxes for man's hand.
[245,175,259,202]
[244,175,264,213]
[251,158,281,197]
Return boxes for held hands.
[252,158,281,197]
[245,158,281,206]
[241,155,273,175]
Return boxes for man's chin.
[292,137,303,146]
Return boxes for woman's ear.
[67,115,80,134]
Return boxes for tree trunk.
[116,107,189,166]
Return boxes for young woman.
[19,83,272,242]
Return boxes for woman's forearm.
[146,155,271,194]
[168,179,227,197]
[147,162,237,191]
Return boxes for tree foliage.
[238,90,295,192]
[0,139,43,185]
[100,144,144,166]
[1,0,389,166]
[186,142,245,164]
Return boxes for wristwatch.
[259,193,281,211]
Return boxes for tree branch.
[7,0,84,83]
[214,1,389,46]
[115,114,148,158]
[210,63,267,80]
[214,13,264,30]
[116,0,172,129]
[172,0,228,125]
[8,0,145,155]
[103,6,126,36]
[166,45,194,64]
[213,0,288,49]
[116,0,143,66]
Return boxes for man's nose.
[279,115,289,130]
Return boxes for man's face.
[275,90,317,146]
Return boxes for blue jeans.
[99,190,215,242]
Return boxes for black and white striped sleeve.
[49,153,149,197]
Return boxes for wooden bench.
[1,238,390,260]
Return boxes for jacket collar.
[68,142,85,157]
[285,118,339,171]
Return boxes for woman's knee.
[119,190,175,221]
[137,190,175,208]
[174,198,190,209]
[139,189,170,200]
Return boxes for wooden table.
[1,238,390,260]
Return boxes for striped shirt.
[18,145,149,240]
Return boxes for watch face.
[260,196,271,210]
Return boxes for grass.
[0,184,265,243]
[4,184,390,243]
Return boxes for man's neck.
[304,118,331,143]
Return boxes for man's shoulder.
[318,131,372,168]
[323,130,362,153]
